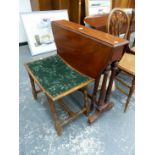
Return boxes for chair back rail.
[107,8,130,39]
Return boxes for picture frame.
[85,0,112,16]
[21,10,69,56]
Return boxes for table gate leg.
[88,65,113,123]
[90,75,101,110]
[105,61,118,102]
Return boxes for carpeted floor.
[19,45,135,155]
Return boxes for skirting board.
[19,42,28,46]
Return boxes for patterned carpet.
[19,45,135,155]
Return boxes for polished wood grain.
[112,0,135,8]
[105,61,118,102]
[106,9,135,112]
[52,20,128,79]
[69,0,81,23]
[52,20,129,77]
[127,9,135,40]
[53,20,128,46]
[107,8,130,39]
[84,11,134,36]
[84,14,109,31]
[84,8,133,119]
[52,20,129,123]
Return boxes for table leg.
[105,61,118,102]
[88,64,114,123]
[90,75,101,110]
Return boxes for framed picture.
[21,10,69,56]
[85,0,112,16]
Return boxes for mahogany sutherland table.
[52,20,129,123]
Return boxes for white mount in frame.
[21,10,69,56]
[85,0,112,16]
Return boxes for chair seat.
[26,55,93,101]
[118,53,135,75]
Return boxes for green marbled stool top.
[27,55,93,101]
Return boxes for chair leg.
[47,97,62,136]
[28,73,37,100]
[124,77,135,112]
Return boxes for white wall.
[19,0,32,43]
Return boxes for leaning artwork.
[21,10,69,56]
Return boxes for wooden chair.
[107,8,135,112]
[117,53,135,112]
[25,55,93,136]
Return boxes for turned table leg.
[97,64,111,109]
[90,75,101,110]
[88,64,114,123]
[105,61,118,102]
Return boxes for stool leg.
[47,97,62,136]
[124,77,135,112]
[58,99,76,117]
[28,73,37,100]
[83,89,90,115]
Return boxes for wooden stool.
[25,55,93,135]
